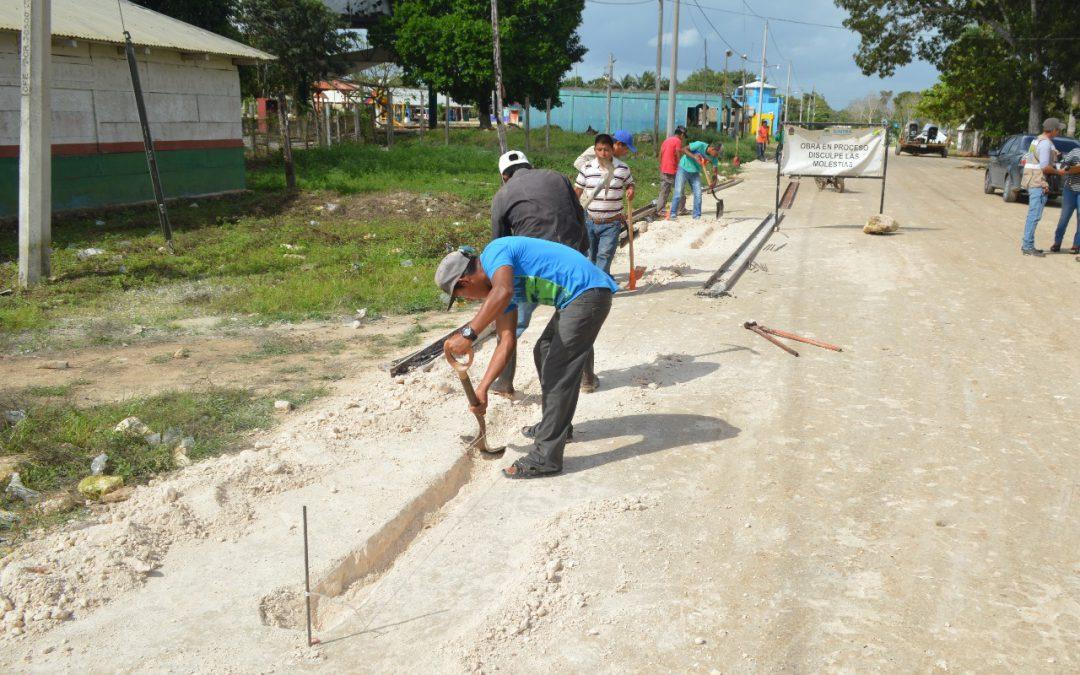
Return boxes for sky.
[569,0,939,108]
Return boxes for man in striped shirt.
[572,133,634,393]
[573,133,635,277]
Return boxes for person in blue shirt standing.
[668,140,721,220]
[437,237,618,479]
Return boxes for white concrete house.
[0,0,273,215]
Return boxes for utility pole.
[653,0,663,149]
[19,0,51,287]
[783,62,791,124]
[757,21,768,133]
[704,39,708,72]
[605,53,614,133]
[490,0,508,152]
[444,92,450,145]
[723,49,731,134]
[664,0,680,136]
[810,86,816,123]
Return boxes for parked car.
[983,133,1080,202]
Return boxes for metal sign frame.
[774,121,890,221]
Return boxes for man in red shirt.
[655,126,688,216]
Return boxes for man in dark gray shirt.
[489,150,588,396]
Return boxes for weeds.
[0,385,327,504]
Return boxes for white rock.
[162,487,179,503]
[647,382,659,390]
[351,320,363,329]
[544,558,562,581]
[263,462,284,475]
[114,417,151,435]
[274,400,294,412]
[863,214,899,235]
[694,637,706,645]
[588,628,600,636]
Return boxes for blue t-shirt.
[479,236,618,310]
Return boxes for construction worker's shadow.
[564,412,740,474]
[597,349,745,391]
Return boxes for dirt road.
[2,155,1077,672]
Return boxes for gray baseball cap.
[434,247,477,310]
[1043,117,1065,131]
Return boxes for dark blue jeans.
[1053,185,1080,249]
[586,216,620,276]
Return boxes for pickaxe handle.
[444,344,496,454]
[759,326,842,352]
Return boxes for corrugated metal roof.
[0,0,275,61]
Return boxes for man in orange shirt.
[756,120,770,161]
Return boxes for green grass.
[0,126,740,347]
[0,386,327,512]
[23,384,74,397]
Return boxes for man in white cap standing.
[489,150,588,397]
[1020,117,1067,256]
[437,237,617,479]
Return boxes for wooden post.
[353,103,360,141]
[490,0,508,152]
[323,101,332,146]
[418,88,425,141]
[19,0,52,287]
[444,92,450,146]
[277,93,296,191]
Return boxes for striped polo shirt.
[575,158,634,222]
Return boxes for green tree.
[891,91,922,123]
[235,0,353,190]
[131,0,237,37]
[834,0,1080,132]
[562,75,587,88]
[369,0,586,128]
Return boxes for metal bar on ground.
[698,212,778,298]
[758,325,842,352]
[388,324,495,376]
[779,181,799,209]
[746,324,799,357]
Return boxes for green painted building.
[0,0,274,216]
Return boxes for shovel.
[444,344,505,458]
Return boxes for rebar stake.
[303,505,317,646]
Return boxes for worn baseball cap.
[435,246,478,310]
[498,150,530,175]
[1043,117,1065,131]
[613,130,637,153]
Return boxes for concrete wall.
[530,89,731,136]
[0,31,245,215]
[0,31,241,147]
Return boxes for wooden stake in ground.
[524,95,531,151]
[276,93,296,191]
[490,0,508,153]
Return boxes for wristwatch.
[460,326,478,342]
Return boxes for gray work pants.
[523,288,612,471]
[655,171,689,215]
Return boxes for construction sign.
[781,125,886,177]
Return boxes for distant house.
[733,81,785,131]
[0,0,274,216]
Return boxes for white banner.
[781,125,886,177]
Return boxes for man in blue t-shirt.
[669,140,721,220]
[436,236,618,479]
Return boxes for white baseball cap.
[498,150,530,175]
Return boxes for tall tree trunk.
[1068,83,1079,137]
[276,93,296,192]
[1029,81,1042,134]
[478,97,493,129]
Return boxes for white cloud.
[647,28,702,49]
